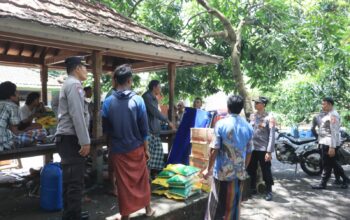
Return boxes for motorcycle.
[337,130,350,166]
[275,131,322,176]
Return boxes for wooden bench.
[0,144,57,161]
[0,137,107,162]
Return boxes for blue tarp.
[167,108,212,165]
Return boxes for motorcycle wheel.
[300,150,322,176]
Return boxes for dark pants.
[320,145,347,185]
[247,150,274,192]
[56,135,85,220]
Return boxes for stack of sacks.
[189,128,215,192]
[152,164,201,200]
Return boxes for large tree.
[93,0,350,126]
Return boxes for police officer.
[55,56,90,220]
[312,97,348,189]
[247,96,275,201]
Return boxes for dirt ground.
[241,162,350,220]
[0,156,349,220]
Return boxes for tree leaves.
[92,0,350,126]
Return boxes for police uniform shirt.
[318,109,341,148]
[55,75,90,146]
[250,111,276,152]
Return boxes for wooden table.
[0,137,106,162]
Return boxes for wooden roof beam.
[44,52,91,66]
[3,42,11,55]
[131,61,164,69]
[0,54,41,65]
[18,44,24,56]
[0,19,221,65]
[31,45,37,58]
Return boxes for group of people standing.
[3,54,346,220]
[55,56,180,220]
[54,55,215,219]
[202,95,276,220]
[202,95,349,220]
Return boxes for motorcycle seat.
[279,134,316,145]
[290,138,316,145]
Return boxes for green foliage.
[83,73,141,95]
[266,0,350,127]
[91,0,350,128]
[137,0,185,39]
[91,0,141,17]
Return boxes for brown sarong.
[111,145,151,216]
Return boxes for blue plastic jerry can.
[40,162,63,211]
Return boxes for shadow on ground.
[241,162,350,220]
[1,158,349,220]
[0,180,208,220]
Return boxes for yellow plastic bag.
[152,188,168,196]
[164,164,200,176]
[164,191,185,200]
[152,177,169,188]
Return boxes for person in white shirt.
[19,92,44,128]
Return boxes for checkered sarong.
[147,134,164,170]
[14,128,47,147]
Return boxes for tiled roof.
[0,0,219,60]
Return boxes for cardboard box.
[190,128,215,144]
[189,156,209,171]
[191,143,210,159]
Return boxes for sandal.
[145,209,156,217]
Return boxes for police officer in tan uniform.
[55,56,90,220]
[247,96,276,201]
[312,97,348,189]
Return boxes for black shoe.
[333,179,342,185]
[311,183,326,189]
[250,188,257,195]
[341,182,348,189]
[81,211,89,220]
[265,192,273,201]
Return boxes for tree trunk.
[231,42,253,117]
[196,0,253,117]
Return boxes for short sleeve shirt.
[19,105,35,121]
[212,114,253,181]
[0,101,20,150]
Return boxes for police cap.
[254,96,268,105]
[64,56,88,68]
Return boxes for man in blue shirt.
[102,64,154,220]
[203,95,253,220]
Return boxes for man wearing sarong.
[142,80,174,178]
[102,64,155,220]
[203,95,253,220]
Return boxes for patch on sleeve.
[269,116,276,128]
[76,84,85,98]
[330,115,338,124]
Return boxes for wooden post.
[40,65,48,105]
[167,63,176,123]
[91,51,103,184]
[40,64,52,164]
[167,63,176,154]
